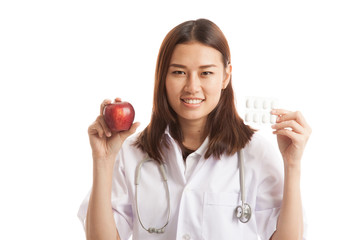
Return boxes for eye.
[172,71,186,75]
[201,71,213,76]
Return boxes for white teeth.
[183,99,203,104]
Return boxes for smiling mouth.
[181,98,204,104]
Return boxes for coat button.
[182,233,191,240]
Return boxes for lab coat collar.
[193,137,209,157]
[164,125,210,183]
[164,126,209,157]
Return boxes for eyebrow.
[169,63,218,69]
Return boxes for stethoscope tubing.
[134,149,252,233]
[135,158,170,233]
[239,149,246,205]
[237,149,252,223]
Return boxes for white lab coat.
[78,129,307,240]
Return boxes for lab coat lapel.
[184,137,210,183]
[163,132,187,185]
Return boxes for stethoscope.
[134,149,251,234]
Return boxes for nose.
[184,73,201,94]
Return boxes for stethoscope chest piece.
[135,149,252,235]
[235,203,252,223]
[235,149,252,223]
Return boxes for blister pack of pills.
[241,96,279,126]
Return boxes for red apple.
[103,101,135,132]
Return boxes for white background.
[1,0,359,239]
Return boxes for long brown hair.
[135,19,255,162]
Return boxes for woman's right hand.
[88,98,140,166]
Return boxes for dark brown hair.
[135,19,255,162]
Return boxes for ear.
[222,63,232,89]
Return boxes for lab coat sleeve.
[254,136,308,240]
[254,137,284,240]
[77,149,133,240]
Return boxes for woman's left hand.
[271,109,312,168]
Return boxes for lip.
[180,98,204,107]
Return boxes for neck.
[178,118,206,150]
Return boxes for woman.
[78,19,311,240]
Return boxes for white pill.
[246,98,252,109]
[262,113,269,123]
[245,112,252,122]
[254,99,261,109]
[253,113,259,123]
[263,100,270,109]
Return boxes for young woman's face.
[166,42,231,127]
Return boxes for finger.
[126,122,141,135]
[271,109,291,116]
[100,99,112,115]
[119,122,141,139]
[88,121,105,138]
[114,97,122,102]
[271,120,305,134]
[97,115,112,137]
[273,128,299,143]
[272,109,308,128]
